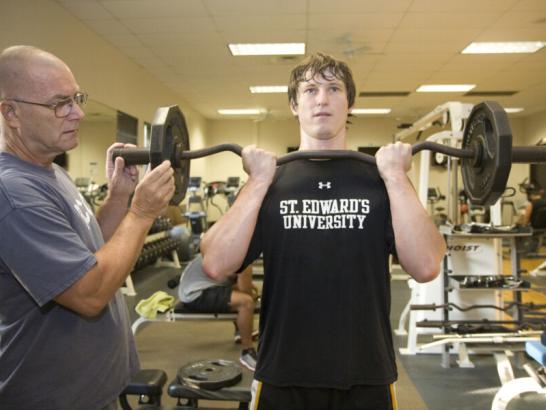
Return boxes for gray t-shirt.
[0,152,139,410]
[178,254,232,303]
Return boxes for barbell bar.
[113,101,546,206]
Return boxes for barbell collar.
[512,145,546,164]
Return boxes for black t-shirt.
[242,158,397,389]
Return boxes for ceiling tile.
[382,42,467,54]
[309,13,404,29]
[511,0,546,11]
[106,34,143,49]
[443,54,529,71]
[57,0,113,19]
[213,14,306,32]
[398,12,504,29]
[123,17,216,35]
[307,0,412,13]
[307,28,395,45]
[492,11,546,28]
[389,28,484,44]
[219,30,306,44]
[84,19,132,36]
[408,0,518,12]
[136,32,225,50]
[204,0,307,15]
[475,27,546,41]
[100,0,209,19]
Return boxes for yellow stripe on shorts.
[389,383,398,410]
[250,379,263,410]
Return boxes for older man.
[0,45,174,410]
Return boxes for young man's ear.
[290,100,298,116]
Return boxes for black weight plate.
[461,101,512,206]
[150,105,191,205]
[178,359,242,390]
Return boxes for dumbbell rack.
[122,217,183,296]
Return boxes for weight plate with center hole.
[178,359,243,390]
[150,105,190,205]
[461,101,512,206]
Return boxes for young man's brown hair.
[288,52,356,109]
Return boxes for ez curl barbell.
[112,101,546,206]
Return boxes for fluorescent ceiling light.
[416,84,476,93]
[505,107,524,113]
[218,108,264,115]
[228,43,305,56]
[351,108,392,115]
[462,41,546,54]
[250,85,288,94]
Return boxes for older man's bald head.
[0,45,70,100]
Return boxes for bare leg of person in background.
[235,265,257,299]
[230,289,255,349]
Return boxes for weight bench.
[491,331,546,410]
[132,301,260,335]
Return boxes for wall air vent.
[464,91,518,96]
[359,91,410,97]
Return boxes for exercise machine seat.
[119,369,167,410]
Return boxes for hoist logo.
[447,245,480,252]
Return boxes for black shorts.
[184,286,232,313]
[250,381,397,410]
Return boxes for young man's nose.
[316,88,329,105]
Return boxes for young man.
[178,255,259,370]
[201,53,446,409]
[0,46,175,410]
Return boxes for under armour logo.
[318,181,332,190]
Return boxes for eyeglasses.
[9,92,88,118]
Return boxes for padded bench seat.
[119,369,167,410]
[173,301,238,316]
[132,300,260,335]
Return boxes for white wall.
[522,110,546,146]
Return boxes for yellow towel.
[135,291,175,319]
